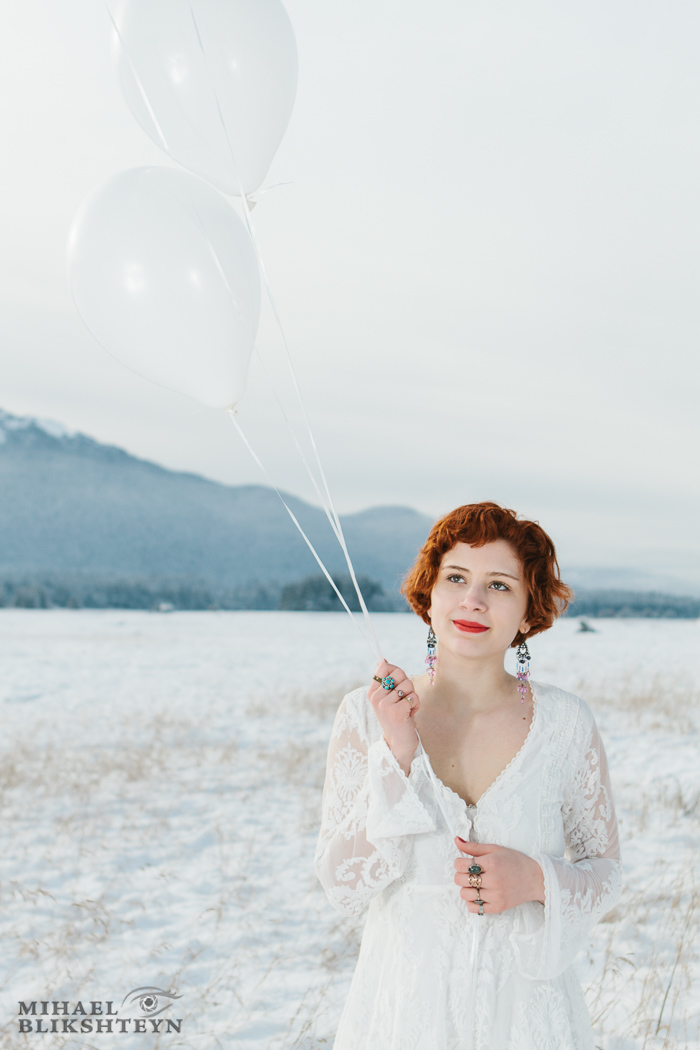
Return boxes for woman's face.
[428,540,531,658]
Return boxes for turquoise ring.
[381,676,396,690]
[468,864,483,876]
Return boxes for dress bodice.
[314,679,622,1050]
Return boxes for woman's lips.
[453,620,489,633]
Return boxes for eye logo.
[121,987,182,1018]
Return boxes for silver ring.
[397,689,405,697]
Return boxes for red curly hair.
[401,501,573,647]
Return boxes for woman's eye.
[447,574,464,583]
[490,581,509,591]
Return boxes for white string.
[103,6,475,969]
[184,194,384,658]
[105,0,385,661]
[468,918,481,1050]
[411,730,459,835]
[103,3,172,156]
[184,0,383,661]
[229,410,383,659]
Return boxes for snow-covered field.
[0,610,698,1049]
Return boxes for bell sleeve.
[511,700,622,980]
[314,688,437,917]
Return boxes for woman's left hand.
[454,838,545,913]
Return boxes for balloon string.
[182,195,383,658]
[181,195,345,541]
[185,0,383,661]
[469,917,481,1048]
[252,348,347,530]
[187,200,247,324]
[228,410,382,660]
[106,0,383,661]
[247,181,295,204]
[103,2,172,156]
[413,729,459,841]
[240,215,384,660]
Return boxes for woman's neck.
[421,651,518,716]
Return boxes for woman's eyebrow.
[444,565,519,580]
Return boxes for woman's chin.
[443,639,504,661]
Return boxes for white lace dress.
[314,679,622,1050]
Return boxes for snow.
[0,408,33,431]
[0,610,697,1049]
[0,408,76,440]
[34,416,77,440]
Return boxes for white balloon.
[111,0,298,196]
[67,166,260,409]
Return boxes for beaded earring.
[515,639,531,704]
[425,625,437,684]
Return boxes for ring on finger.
[468,874,482,888]
[396,688,413,708]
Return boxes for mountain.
[2,408,696,612]
[0,408,433,595]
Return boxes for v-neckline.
[415,679,540,814]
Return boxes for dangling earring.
[516,639,531,704]
[426,625,437,685]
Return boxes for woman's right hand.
[368,659,421,768]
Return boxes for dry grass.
[587,875,699,1049]
[246,678,362,722]
[579,674,700,736]
[0,682,359,1049]
[0,710,238,804]
[1,678,698,1048]
[580,681,700,1049]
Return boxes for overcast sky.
[1,0,698,584]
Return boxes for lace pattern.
[314,681,622,1048]
[314,688,436,917]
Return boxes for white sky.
[1,0,698,582]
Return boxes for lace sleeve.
[511,701,622,981]
[314,689,436,917]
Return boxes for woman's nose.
[458,584,487,610]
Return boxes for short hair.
[401,501,573,647]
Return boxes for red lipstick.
[453,620,489,633]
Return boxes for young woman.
[314,501,621,1050]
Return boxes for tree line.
[1,572,698,618]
